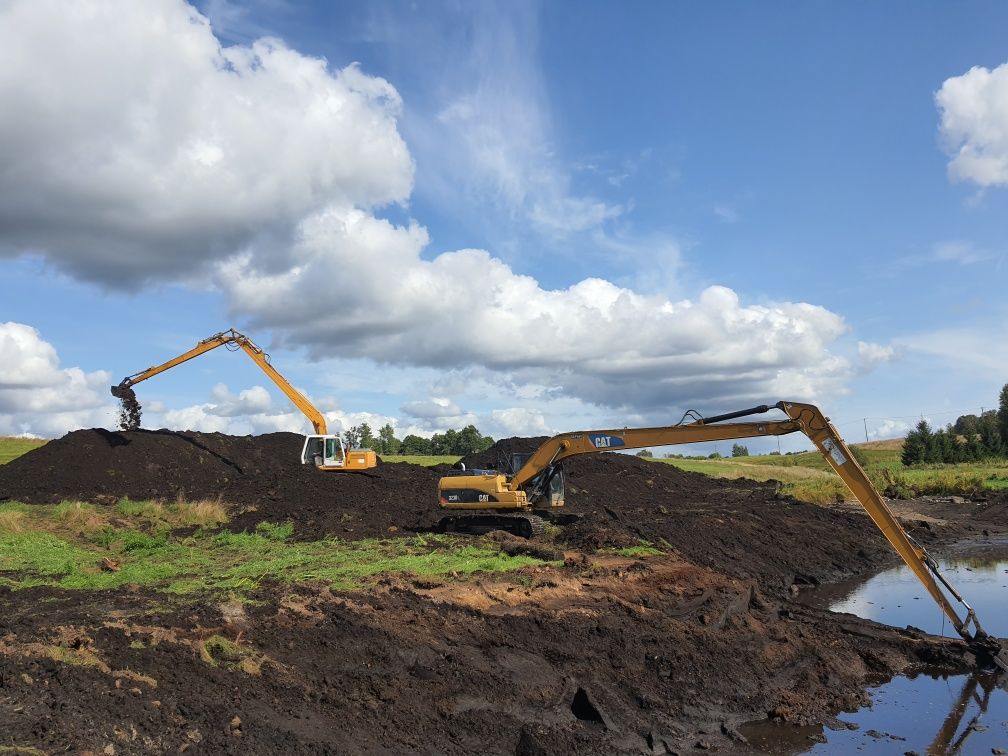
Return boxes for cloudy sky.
[1,0,1006,453]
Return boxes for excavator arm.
[443,400,1007,670]
[113,328,327,434]
[111,328,377,471]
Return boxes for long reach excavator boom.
[437,400,1008,671]
[112,328,376,471]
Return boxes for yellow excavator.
[438,400,1008,671]
[111,328,377,471]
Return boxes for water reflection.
[742,671,1007,754]
[930,673,1003,755]
[744,545,1008,754]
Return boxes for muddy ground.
[1,431,1007,753]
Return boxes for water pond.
[742,540,1008,754]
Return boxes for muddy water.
[743,541,1008,754]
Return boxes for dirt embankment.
[0,428,444,539]
[1,430,1007,753]
[0,558,978,755]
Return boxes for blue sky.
[0,0,1006,453]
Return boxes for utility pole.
[863,418,869,444]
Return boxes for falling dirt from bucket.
[110,384,142,431]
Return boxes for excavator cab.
[504,454,564,508]
[300,435,378,471]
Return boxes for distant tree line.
[342,423,494,457]
[901,383,1008,465]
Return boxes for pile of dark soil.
[0,428,442,540]
[558,453,899,595]
[459,436,548,471]
[2,430,1003,590]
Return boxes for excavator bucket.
[984,638,1008,674]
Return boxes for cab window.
[325,437,341,461]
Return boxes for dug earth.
[0,430,1005,753]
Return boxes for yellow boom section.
[116,328,328,435]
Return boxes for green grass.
[0,436,47,465]
[649,447,1008,504]
[382,454,462,466]
[0,502,551,596]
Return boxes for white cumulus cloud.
[856,341,896,373]
[206,383,273,417]
[0,0,412,284]
[868,419,911,441]
[156,383,401,437]
[0,323,115,436]
[223,206,851,411]
[489,408,550,437]
[936,61,1008,188]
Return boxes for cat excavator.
[111,328,377,471]
[438,400,1008,672]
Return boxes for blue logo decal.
[589,434,625,448]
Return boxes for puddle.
[743,541,1008,754]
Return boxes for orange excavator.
[437,400,1008,671]
[111,328,376,471]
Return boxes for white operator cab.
[300,434,378,471]
[300,435,347,467]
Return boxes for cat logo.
[588,434,625,448]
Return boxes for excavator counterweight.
[437,400,1008,672]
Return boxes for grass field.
[649,443,1008,504]
[0,437,47,465]
[0,499,550,596]
[382,454,461,466]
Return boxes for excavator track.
[438,513,546,539]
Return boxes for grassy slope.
[0,499,549,596]
[0,437,47,465]
[650,443,1008,503]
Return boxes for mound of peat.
[0,428,441,540]
[464,438,993,594]
[2,431,1002,590]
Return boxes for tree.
[358,423,375,450]
[966,433,984,462]
[377,424,400,455]
[430,429,457,455]
[954,413,980,438]
[731,443,749,458]
[981,418,1005,458]
[901,424,927,466]
[1000,382,1008,445]
[343,423,377,451]
[936,427,960,463]
[400,434,432,455]
[455,425,485,455]
[635,449,653,458]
